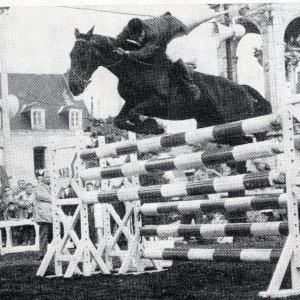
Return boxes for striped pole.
[80,114,280,160]
[140,222,289,238]
[82,171,284,204]
[80,139,284,181]
[142,247,281,262]
[140,194,288,216]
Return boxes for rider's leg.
[171,5,250,37]
[172,5,248,35]
[173,7,218,34]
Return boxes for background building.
[0,73,90,186]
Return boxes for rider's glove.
[116,48,130,56]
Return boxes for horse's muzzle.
[69,82,85,96]
[66,71,86,96]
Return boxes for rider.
[115,11,218,101]
[115,6,248,103]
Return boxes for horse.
[67,27,272,145]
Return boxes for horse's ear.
[87,26,95,36]
[75,28,81,39]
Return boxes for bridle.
[74,36,123,74]
[68,36,125,91]
[67,38,95,90]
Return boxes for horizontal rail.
[82,171,284,204]
[142,247,281,262]
[140,194,287,216]
[80,139,287,181]
[140,222,288,238]
[81,114,281,160]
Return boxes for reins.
[105,36,171,69]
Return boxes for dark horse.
[67,28,272,142]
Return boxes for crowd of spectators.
[0,170,54,261]
[0,180,36,221]
[0,179,37,247]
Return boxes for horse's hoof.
[138,118,165,135]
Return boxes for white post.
[50,142,63,276]
[0,8,11,177]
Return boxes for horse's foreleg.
[129,98,167,135]
[114,103,140,133]
[130,96,168,119]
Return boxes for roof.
[58,104,82,114]
[20,102,45,113]
[0,73,90,130]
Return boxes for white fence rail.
[0,219,39,255]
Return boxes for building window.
[69,109,82,130]
[31,109,45,130]
[33,147,46,174]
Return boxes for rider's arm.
[116,27,161,60]
[116,26,131,48]
[127,39,161,60]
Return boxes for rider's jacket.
[116,12,188,60]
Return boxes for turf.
[0,240,299,300]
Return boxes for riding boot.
[173,59,201,100]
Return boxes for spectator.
[58,182,78,216]
[107,178,127,220]
[0,195,6,247]
[16,183,36,245]
[3,187,20,246]
[222,163,248,223]
[0,195,6,221]
[58,183,77,199]
[85,182,98,245]
[58,181,82,245]
[3,187,19,220]
[179,168,209,243]
[94,181,101,190]
[16,183,36,219]
[13,179,26,197]
[86,182,94,191]
[181,168,208,225]
[34,170,53,260]
[35,170,44,185]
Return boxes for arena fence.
[0,219,39,255]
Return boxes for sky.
[0,4,265,120]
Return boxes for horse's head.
[67,27,119,96]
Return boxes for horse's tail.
[242,84,272,116]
